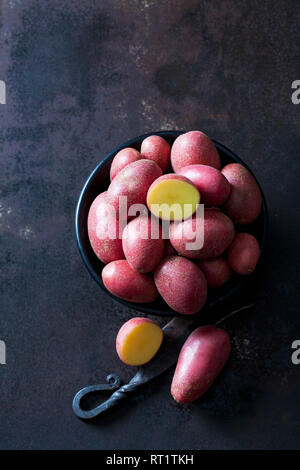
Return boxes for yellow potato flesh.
[121,323,163,366]
[148,180,200,220]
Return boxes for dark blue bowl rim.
[75,130,268,316]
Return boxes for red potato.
[141,135,171,172]
[108,159,162,214]
[147,173,200,221]
[170,209,235,259]
[122,215,165,273]
[116,317,163,366]
[110,147,142,181]
[228,233,260,275]
[102,260,158,303]
[154,256,207,314]
[88,192,124,264]
[88,191,109,217]
[171,131,221,172]
[198,257,232,288]
[177,164,231,206]
[205,206,221,212]
[221,163,262,224]
[171,326,231,404]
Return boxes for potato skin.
[110,147,142,181]
[102,260,158,303]
[163,240,177,257]
[170,210,235,259]
[228,233,260,275]
[171,326,231,404]
[88,191,109,217]
[198,257,232,288]
[154,256,207,314]
[171,131,220,172]
[147,172,197,190]
[88,192,124,264]
[141,135,171,172]
[177,164,230,206]
[108,159,162,212]
[122,215,165,273]
[221,163,262,224]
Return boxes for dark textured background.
[0,0,300,450]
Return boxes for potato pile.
[87,130,263,405]
[88,130,262,315]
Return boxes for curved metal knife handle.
[72,374,141,420]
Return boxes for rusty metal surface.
[0,0,300,449]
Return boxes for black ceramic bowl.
[75,131,268,316]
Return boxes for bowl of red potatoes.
[75,130,267,404]
[76,130,267,316]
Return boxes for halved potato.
[147,174,200,221]
[116,318,163,366]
